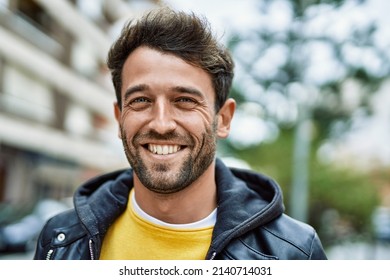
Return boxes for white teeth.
[148,144,181,155]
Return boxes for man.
[33,7,327,260]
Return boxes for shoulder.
[34,209,88,258]
[39,209,86,244]
[262,214,320,252]
[221,214,327,260]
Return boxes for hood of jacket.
[73,158,285,258]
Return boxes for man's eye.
[176,97,197,103]
[132,97,150,103]
[127,97,151,110]
[175,97,198,109]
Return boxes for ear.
[113,102,122,139]
[216,98,236,139]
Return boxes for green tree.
[221,0,389,245]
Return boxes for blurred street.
[0,250,34,260]
[326,242,390,260]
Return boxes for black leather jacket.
[33,159,327,260]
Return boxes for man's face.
[114,46,228,194]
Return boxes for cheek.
[178,112,215,139]
[119,115,143,139]
[177,105,214,125]
[122,109,150,127]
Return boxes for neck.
[133,162,217,224]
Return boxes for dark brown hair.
[106,7,234,112]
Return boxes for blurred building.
[0,0,160,207]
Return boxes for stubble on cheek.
[119,119,218,194]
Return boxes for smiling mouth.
[146,144,183,155]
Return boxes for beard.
[120,120,218,194]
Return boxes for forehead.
[121,46,215,101]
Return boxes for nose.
[148,99,177,134]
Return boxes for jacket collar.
[206,158,285,258]
[73,158,285,258]
[74,169,132,238]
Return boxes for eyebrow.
[124,84,148,101]
[172,86,204,98]
[123,84,205,101]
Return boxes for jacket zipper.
[46,239,95,260]
[46,249,54,260]
[209,251,217,260]
[89,239,95,260]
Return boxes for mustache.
[132,130,194,145]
